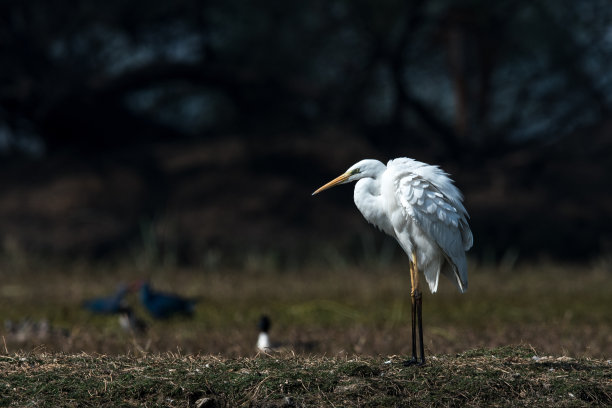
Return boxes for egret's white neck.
[354,177,394,236]
[354,178,380,212]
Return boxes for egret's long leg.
[409,262,417,362]
[416,289,424,364]
[405,251,425,366]
[413,251,425,365]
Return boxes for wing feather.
[389,158,473,292]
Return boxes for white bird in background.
[313,158,473,365]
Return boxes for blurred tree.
[1,0,612,261]
[1,0,610,157]
[0,0,612,155]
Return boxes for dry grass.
[0,256,611,359]
[1,257,611,406]
[1,346,610,407]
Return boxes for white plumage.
[314,157,472,293]
[313,157,473,364]
[381,158,471,293]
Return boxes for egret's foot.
[403,357,425,367]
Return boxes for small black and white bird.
[256,315,271,351]
[256,315,274,352]
[255,315,318,354]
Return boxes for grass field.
[1,256,611,358]
[1,346,610,407]
[1,256,611,406]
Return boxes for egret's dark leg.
[416,289,425,365]
[404,253,425,366]
[410,278,417,361]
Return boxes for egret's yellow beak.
[312,172,351,195]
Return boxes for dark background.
[1,0,611,266]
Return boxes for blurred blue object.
[139,282,195,319]
[82,285,128,314]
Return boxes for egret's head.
[312,159,385,195]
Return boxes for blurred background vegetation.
[1,0,611,266]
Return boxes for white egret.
[312,158,473,365]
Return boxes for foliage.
[0,0,611,155]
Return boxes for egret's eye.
[350,168,360,175]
